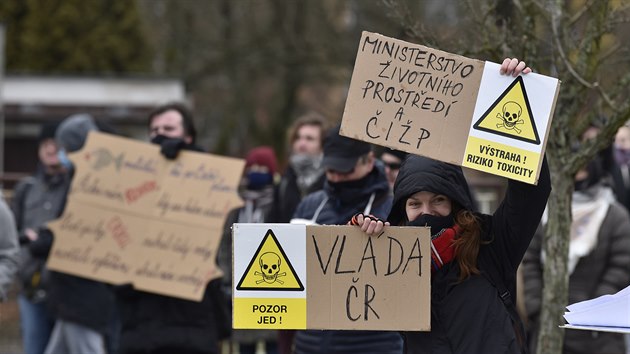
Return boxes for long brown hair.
[452,209,482,281]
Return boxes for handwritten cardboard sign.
[233,224,430,331]
[47,132,244,301]
[340,31,560,184]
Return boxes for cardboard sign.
[47,132,244,301]
[233,224,431,331]
[340,31,560,184]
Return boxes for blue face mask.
[57,148,73,170]
[246,172,273,190]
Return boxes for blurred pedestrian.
[523,154,630,354]
[269,112,327,224]
[610,123,630,212]
[221,146,279,354]
[33,114,116,354]
[380,147,407,192]
[115,102,229,354]
[0,195,19,302]
[267,113,326,354]
[11,123,69,354]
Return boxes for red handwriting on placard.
[125,180,158,204]
[107,216,131,249]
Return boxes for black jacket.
[392,156,551,354]
[116,280,227,354]
[269,164,326,223]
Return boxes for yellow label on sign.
[473,76,540,145]
[233,297,307,329]
[462,136,540,184]
[236,229,304,291]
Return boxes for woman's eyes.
[431,197,447,205]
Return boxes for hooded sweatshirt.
[392,156,550,354]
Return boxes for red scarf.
[430,225,458,272]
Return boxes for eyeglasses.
[383,162,401,170]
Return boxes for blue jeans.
[18,294,55,354]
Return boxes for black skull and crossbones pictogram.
[254,252,287,285]
[496,101,524,134]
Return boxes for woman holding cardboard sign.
[353,58,549,354]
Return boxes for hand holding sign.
[341,32,559,184]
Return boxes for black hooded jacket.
[391,156,551,354]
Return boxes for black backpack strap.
[482,271,529,354]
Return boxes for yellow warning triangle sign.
[236,229,304,291]
[473,76,540,145]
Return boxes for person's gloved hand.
[151,135,186,160]
[348,213,389,235]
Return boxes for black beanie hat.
[38,122,59,144]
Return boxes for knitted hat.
[245,146,278,175]
[55,114,98,152]
[38,122,59,144]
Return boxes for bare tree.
[384,0,630,353]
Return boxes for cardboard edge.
[531,78,561,185]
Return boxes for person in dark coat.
[269,112,327,224]
[220,146,280,354]
[610,123,630,212]
[36,114,116,354]
[291,124,402,354]
[269,113,327,354]
[115,103,229,354]
[12,123,69,354]
[523,156,630,354]
[355,58,549,353]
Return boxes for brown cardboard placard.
[232,224,430,331]
[47,132,244,301]
[341,31,560,184]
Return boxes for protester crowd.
[0,57,628,354]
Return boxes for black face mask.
[407,213,455,237]
[150,134,170,145]
[327,174,374,204]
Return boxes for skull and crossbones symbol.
[496,101,524,134]
[254,252,287,285]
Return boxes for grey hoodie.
[0,196,19,301]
